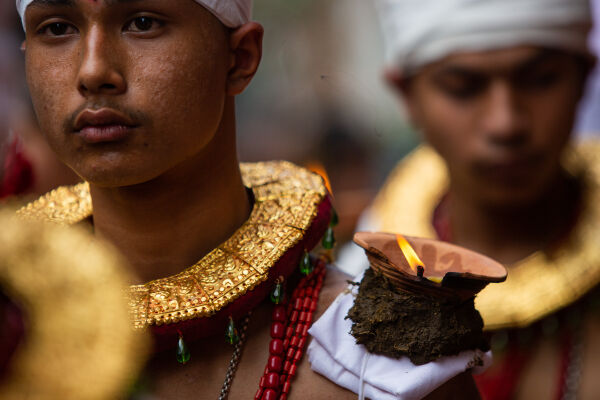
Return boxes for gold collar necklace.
[17,161,328,329]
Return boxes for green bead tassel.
[299,251,313,276]
[176,333,191,364]
[330,208,339,227]
[225,317,240,345]
[270,279,285,304]
[322,226,335,249]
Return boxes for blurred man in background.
[338,0,600,398]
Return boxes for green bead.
[270,280,285,304]
[299,251,313,276]
[176,335,191,364]
[330,209,339,227]
[322,226,335,249]
[225,317,240,345]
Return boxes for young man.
[339,0,600,398]
[15,0,480,398]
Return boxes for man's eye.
[39,22,76,36]
[520,71,561,91]
[444,85,481,100]
[437,80,486,101]
[126,16,162,32]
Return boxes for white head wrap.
[16,0,252,30]
[376,0,592,73]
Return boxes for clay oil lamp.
[347,232,507,365]
[354,232,507,301]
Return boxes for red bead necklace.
[255,256,327,400]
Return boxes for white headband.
[16,0,252,30]
[376,0,592,73]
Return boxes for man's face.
[24,0,231,186]
[398,47,588,207]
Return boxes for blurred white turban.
[376,0,592,73]
[16,0,252,30]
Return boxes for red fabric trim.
[150,195,332,353]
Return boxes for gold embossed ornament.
[17,161,330,334]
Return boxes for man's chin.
[479,184,549,210]
[76,168,161,189]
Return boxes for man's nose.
[480,82,528,147]
[77,28,126,97]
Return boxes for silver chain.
[561,328,584,400]
[218,312,252,400]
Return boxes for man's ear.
[383,67,409,97]
[21,41,26,52]
[383,67,421,127]
[226,22,264,96]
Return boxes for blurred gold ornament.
[0,210,149,400]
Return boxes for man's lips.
[73,108,137,144]
[78,125,134,144]
[474,154,543,181]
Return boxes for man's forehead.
[432,48,562,77]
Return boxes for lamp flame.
[396,234,425,277]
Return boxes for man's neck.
[448,171,579,265]
[89,105,251,283]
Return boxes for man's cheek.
[29,72,57,112]
[36,95,63,137]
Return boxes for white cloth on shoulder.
[335,209,376,277]
[16,0,252,30]
[308,272,491,400]
[376,0,592,73]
